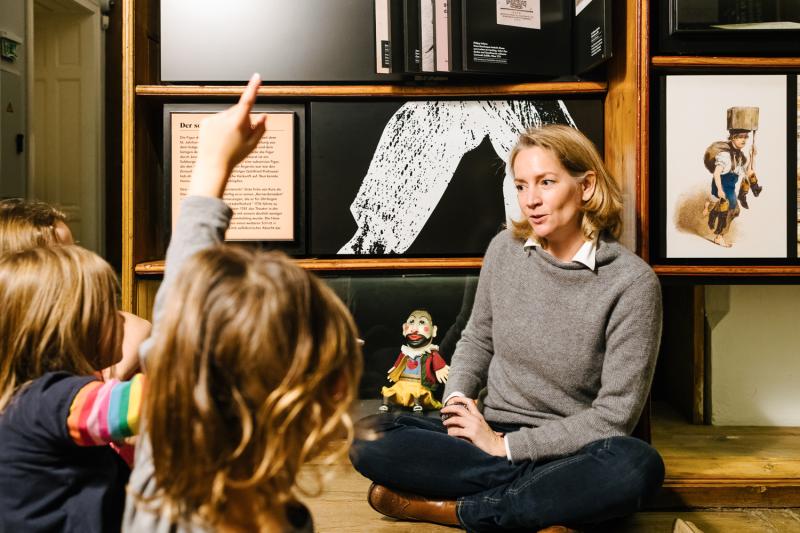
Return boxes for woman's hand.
[441,398,506,457]
[188,73,267,199]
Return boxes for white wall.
[707,285,800,426]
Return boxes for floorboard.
[300,464,800,532]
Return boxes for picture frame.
[653,73,798,264]
[308,97,604,257]
[796,75,799,257]
[671,0,800,34]
[321,271,479,401]
[656,0,800,55]
[163,103,306,255]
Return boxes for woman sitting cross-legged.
[349,125,665,533]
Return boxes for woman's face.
[513,146,592,245]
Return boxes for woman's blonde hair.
[143,245,362,526]
[0,198,68,255]
[0,245,122,411]
[507,124,623,243]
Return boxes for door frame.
[27,0,104,253]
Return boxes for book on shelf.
[379,0,577,77]
[447,0,463,74]
[434,0,450,71]
[458,0,571,76]
[404,0,422,73]
[375,0,405,74]
[574,0,612,74]
[375,0,391,74]
[420,0,436,72]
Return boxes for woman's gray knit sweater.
[442,229,662,464]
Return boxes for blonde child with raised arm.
[123,74,362,532]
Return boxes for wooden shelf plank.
[137,260,800,276]
[652,56,800,69]
[135,257,483,275]
[654,265,800,276]
[135,81,607,98]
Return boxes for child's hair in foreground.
[0,245,122,411]
[0,198,69,254]
[142,244,362,524]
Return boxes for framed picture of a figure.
[659,74,797,260]
[308,98,604,256]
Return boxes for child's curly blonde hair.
[142,245,362,527]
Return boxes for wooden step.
[651,404,800,508]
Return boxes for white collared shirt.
[523,236,598,271]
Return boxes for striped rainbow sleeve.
[67,373,146,446]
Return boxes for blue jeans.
[350,414,664,532]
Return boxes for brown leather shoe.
[367,483,459,526]
[537,526,579,533]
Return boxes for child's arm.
[103,312,151,381]
[70,76,265,442]
[66,374,146,445]
[139,74,266,366]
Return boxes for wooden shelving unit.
[121,0,643,315]
[643,0,800,508]
[121,0,799,510]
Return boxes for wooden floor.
[299,403,800,531]
[300,464,800,532]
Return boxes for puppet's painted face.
[402,310,437,349]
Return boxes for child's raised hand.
[188,73,268,199]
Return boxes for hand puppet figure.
[379,309,449,413]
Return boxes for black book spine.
[448,0,463,71]
[389,0,406,73]
[573,0,613,75]
[461,0,571,76]
[404,0,422,72]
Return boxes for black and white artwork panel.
[309,98,603,256]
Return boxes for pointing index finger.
[237,73,262,115]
